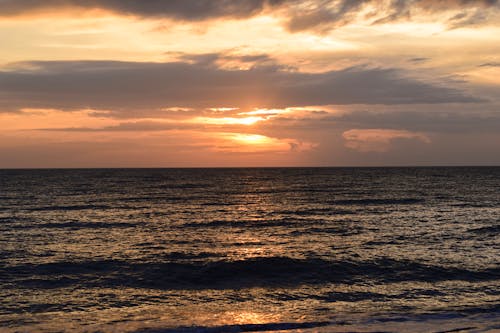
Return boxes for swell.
[330,198,424,205]
[135,321,332,333]
[3,257,498,291]
[25,204,112,211]
[468,225,500,235]
[278,208,356,215]
[8,221,138,230]
[181,217,358,229]
[181,219,298,228]
[450,203,497,208]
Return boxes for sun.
[231,134,271,144]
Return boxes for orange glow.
[212,133,316,154]
[0,109,117,131]
[343,129,431,152]
[231,134,272,144]
[224,311,280,325]
[194,116,264,126]
[1,0,498,168]
[238,108,287,116]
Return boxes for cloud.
[0,59,480,116]
[342,128,430,152]
[0,0,285,20]
[479,62,500,67]
[409,57,430,63]
[0,0,497,32]
[38,120,201,132]
[330,109,500,133]
[286,0,365,33]
[284,0,500,33]
[168,51,291,71]
[248,106,500,148]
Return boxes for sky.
[1,0,499,167]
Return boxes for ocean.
[0,167,499,332]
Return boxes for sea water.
[0,167,499,332]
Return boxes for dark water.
[0,167,499,332]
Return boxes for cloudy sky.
[1,0,499,167]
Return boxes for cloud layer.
[0,58,479,115]
[0,0,284,19]
[0,0,498,31]
[1,1,498,167]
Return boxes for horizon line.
[1,165,499,170]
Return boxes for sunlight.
[239,109,288,116]
[224,311,280,325]
[231,134,271,145]
[194,116,264,126]
[212,132,316,154]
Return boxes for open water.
[0,167,499,332]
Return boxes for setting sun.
[231,134,271,144]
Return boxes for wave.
[296,226,363,235]
[9,221,138,230]
[181,218,315,228]
[118,195,205,202]
[161,251,219,260]
[26,204,112,211]
[130,311,500,333]
[450,203,496,208]
[4,257,498,291]
[330,198,424,205]
[157,183,211,190]
[0,216,31,223]
[279,208,356,215]
[468,225,500,235]
[181,219,362,236]
[134,321,332,333]
[182,220,277,228]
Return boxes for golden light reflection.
[222,311,282,325]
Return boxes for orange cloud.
[342,129,431,152]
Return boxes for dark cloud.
[251,107,500,140]
[286,0,365,32]
[0,59,480,116]
[409,57,430,63]
[39,121,202,132]
[285,0,500,32]
[0,0,497,31]
[329,109,500,133]
[479,62,500,67]
[170,51,288,70]
[447,8,495,28]
[0,0,285,20]
[36,108,500,136]
[88,108,203,120]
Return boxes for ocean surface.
[0,167,499,332]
